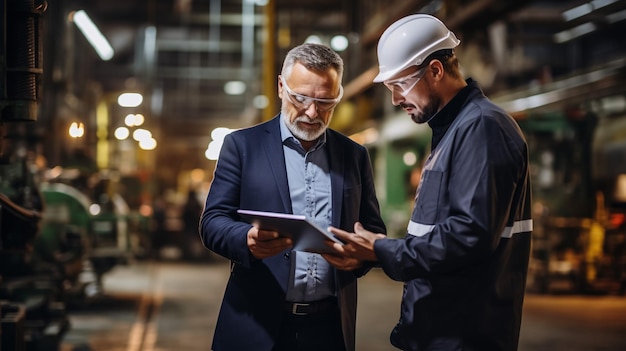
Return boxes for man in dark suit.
[200,43,386,351]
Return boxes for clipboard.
[237,209,344,253]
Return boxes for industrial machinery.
[1,1,72,349]
[37,181,133,302]
[492,59,626,294]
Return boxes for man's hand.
[247,226,292,259]
[325,222,385,262]
[321,248,364,271]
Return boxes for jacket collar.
[428,78,480,149]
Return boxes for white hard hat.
[373,14,460,83]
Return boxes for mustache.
[295,116,323,124]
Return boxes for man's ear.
[429,60,444,80]
[277,75,284,99]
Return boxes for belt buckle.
[292,302,310,315]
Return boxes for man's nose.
[391,90,404,106]
[304,101,318,117]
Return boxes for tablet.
[237,209,344,253]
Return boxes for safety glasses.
[280,76,343,112]
[383,66,427,97]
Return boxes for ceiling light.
[211,127,233,141]
[562,3,593,21]
[139,138,157,150]
[132,128,152,142]
[607,8,626,23]
[114,127,130,140]
[118,93,143,107]
[330,35,349,52]
[71,10,114,61]
[69,122,85,138]
[253,95,269,109]
[224,81,246,95]
[305,35,322,44]
[562,0,618,21]
[554,22,596,43]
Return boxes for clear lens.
[281,76,343,111]
[383,67,426,97]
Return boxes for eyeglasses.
[383,67,427,97]
[280,76,343,112]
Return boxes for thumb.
[354,222,364,232]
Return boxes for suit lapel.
[327,131,345,228]
[261,116,292,213]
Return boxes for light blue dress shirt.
[280,117,335,302]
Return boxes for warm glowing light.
[205,127,234,160]
[114,127,130,140]
[89,204,101,215]
[118,93,143,107]
[139,138,157,150]
[69,122,85,138]
[133,114,145,126]
[124,113,145,127]
[403,151,417,166]
[132,128,152,142]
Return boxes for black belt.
[282,297,337,316]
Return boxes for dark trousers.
[272,307,346,351]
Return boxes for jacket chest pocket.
[414,170,443,223]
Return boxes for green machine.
[38,182,130,301]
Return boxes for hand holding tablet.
[237,209,344,254]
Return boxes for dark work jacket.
[374,79,532,351]
[200,116,386,351]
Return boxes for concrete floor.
[60,257,626,351]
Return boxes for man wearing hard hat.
[324,14,533,351]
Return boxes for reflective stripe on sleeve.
[407,221,434,237]
[500,219,533,238]
[407,219,533,238]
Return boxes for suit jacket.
[200,115,386,351]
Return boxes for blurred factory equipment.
[491,59,626,294]
[38,181,129,302]
[1,1,72,349]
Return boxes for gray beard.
[281,106,328,141]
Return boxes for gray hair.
[281,43,344,83]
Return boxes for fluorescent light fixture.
[607,8,626,23]
[554,22,596,43]
[72,10,114,61]
[562,0,618,21]
[245,0,268,5]
[562,3,593,21]
[592,0,618,10]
